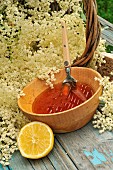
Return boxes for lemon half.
[17,121,54,159]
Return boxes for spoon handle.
[61,20,70,67]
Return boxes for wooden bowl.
[18,67,102,133]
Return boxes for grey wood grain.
[56,122,113,170]
[56,126,95,170]
[99,16,113,30]
[29,157,54,170]
[9,151,33,170]
[101,30,113,46]
[47,138,78,170]
[99,16,113,46]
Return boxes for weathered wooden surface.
[1,17,113,170]
[0,122,113,170]
[56,123,113,170]
[99,16,113,46]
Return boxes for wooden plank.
[47,138,78,170]
[29,157,54,170]
[99,16,113,46]
[101,30,113,46]
[56,128,95,170]
[56,122,113,170]
[99,16,113,30]
[9,151,34,170]
[101,35,113,46]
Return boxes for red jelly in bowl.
[32,82,94,114]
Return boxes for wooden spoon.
[61,20,77,95]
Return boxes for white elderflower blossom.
[93,77,113,133]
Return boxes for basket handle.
[72,0,101,66]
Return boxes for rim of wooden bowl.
[18,67,102,117]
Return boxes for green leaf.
[106,45,113,53]
[80,12,86,22]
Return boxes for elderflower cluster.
[0,0,107,166]
[93,77,113,133]
[88,38,106,70]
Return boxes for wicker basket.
[50,0,101,66]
